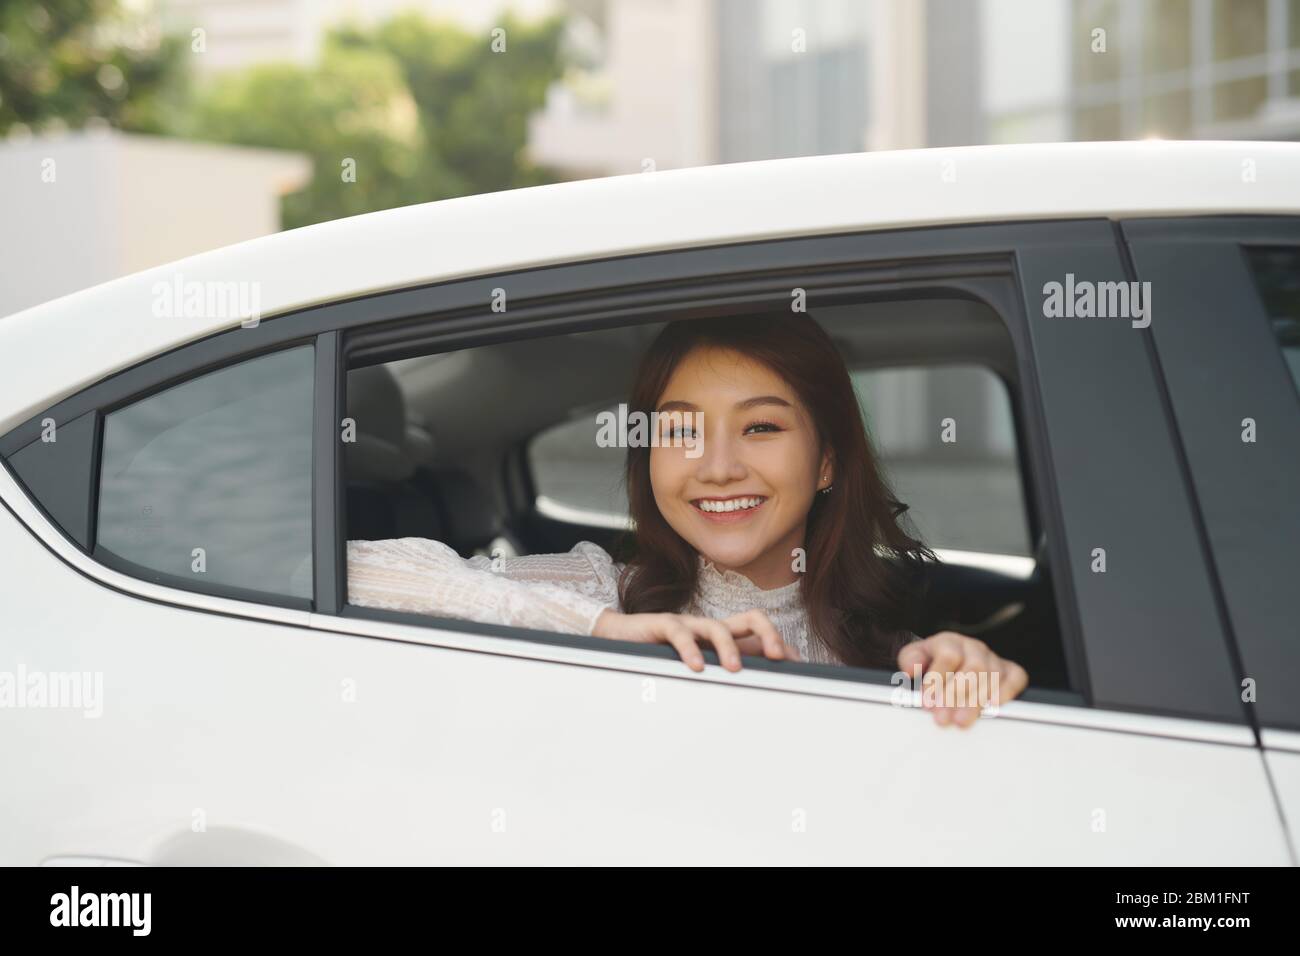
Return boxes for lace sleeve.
[346,538,622,636]
[463,540,623,602]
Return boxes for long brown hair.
[617,313,932,669]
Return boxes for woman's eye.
[744,421,782,435]
[664,427,697,439]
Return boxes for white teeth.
[697,497,764,513]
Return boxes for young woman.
[348,313,1029,727]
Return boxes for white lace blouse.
[346,538,844,665]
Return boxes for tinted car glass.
[1246,246,1300,397]
[97,346,314,600]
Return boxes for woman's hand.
[897,631,1029,729]
[593,609,800,673]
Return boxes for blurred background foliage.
[0,0,188,135]
[0,1,568,228]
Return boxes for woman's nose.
[694,431,746,484]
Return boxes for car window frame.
[1123,214,1300,733]
[328,218,1227,722]
[0,217,1251,727]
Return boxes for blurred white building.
[526,0,718,175]
[0,130,308,317]
[526,0,980,176]
[980,0,1300,143]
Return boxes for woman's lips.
[690,495,768,523]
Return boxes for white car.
[2,141,1298,865]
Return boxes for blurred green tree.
[182,12,567,229]
[179,44,431,229]
[0,0,186,135]
[336,11,567,196]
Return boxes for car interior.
[343,299,1070,690]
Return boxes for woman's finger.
[996,658,1030,705]
[748,610,791,661]
[897,639,938,718]
[689,616,743,672]
[733,633,802,661]
[659,620,705,672]
[896,639,932,679]
[927,633,965,678]
[909,632,970,726]
[725,610,790,661]
[900,631,1032,728]
[924,635,962,725]
[954,641,995,727]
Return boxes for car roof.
[2,139,1299,437]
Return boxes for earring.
[819,474,832,495]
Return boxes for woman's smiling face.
[650,346,832,589]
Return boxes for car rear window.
[96,346,315,601]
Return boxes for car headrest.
[346,365,415,483]
[433,468,501,549]
[404,412,436,468]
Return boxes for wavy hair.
[616,313,932,669]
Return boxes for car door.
[0,218,1289,864]
[1124,216,1300,864]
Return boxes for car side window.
[1245,247,1300,397]
[96,346,315,601]
[529,410,629,526]
[528,363,1032,559]
[850,365,1029,558]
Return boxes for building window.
[1211,0,1268,62]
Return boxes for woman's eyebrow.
[735,395,793,410]
[657,396,792,412]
